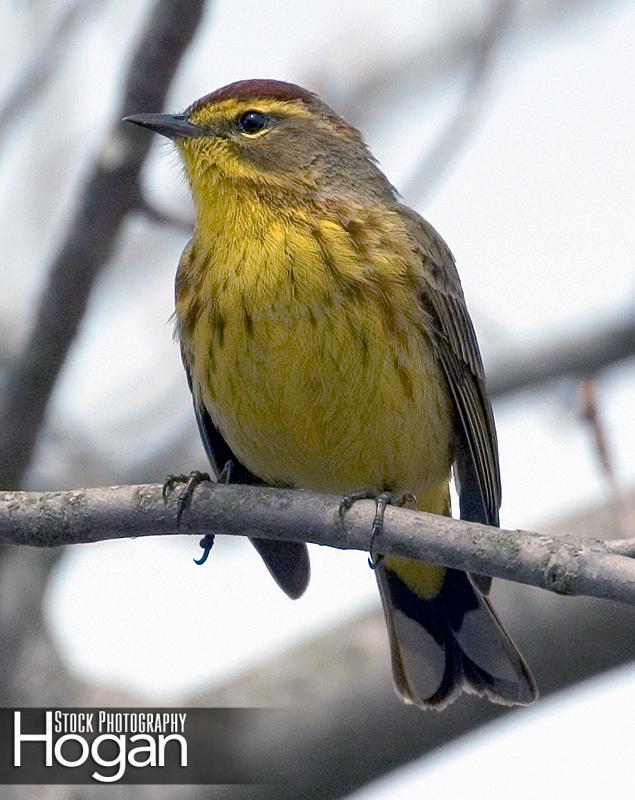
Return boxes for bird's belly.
[190,303,453,501]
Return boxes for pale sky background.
[1,0,634,797]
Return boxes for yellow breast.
[177,197,453,511]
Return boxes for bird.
[124,79,537,708]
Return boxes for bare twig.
[402,0,513,204]
[1,482,635,606]
[0,0,207,490]
[577,376,632,536]
[606,539,635,557]
[578,377,616,485]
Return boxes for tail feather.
[377,558,537,709]
[250,539,310,600]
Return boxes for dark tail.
[376,556,537,708]
[250,538,310,600]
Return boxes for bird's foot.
[338,489,416,569]
[217,459,234,485]
[162,470,217,565]
[162,470,212,527]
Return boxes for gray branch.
[1,482,635,606]
[0,0,207,490]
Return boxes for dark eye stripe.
[237,110,270,135]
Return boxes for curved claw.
[218,459,234,485]
[338,488,407,568]
[338,488,376,523]
[170,471,211,528]
[193,534,215,566]
[368,492,391,565]
[338,497,353,523]
[163,468,227,567]
[367,491,416,567]
[396,491,417,508]
[162,473,188,503]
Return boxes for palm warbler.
[125,79,537,708]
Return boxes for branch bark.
[1,482,635,606]
[0,0,207,490]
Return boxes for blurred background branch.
[488,309,635,398]
[136,193,194,233]
[0,0,208,772]
[312,0,620,126]
[0,0,207,491]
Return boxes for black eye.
[237,110,269,135]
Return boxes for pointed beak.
[123,113,201,140]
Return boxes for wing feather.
[401,206,502,533]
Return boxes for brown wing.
[400,205,502,532]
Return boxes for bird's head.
[124,79,395,206]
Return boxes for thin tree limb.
[3,485,635,800]
[577,375,632,536]
[0,0,207,490]
[1,482,635,606]
[605,538,635,557]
